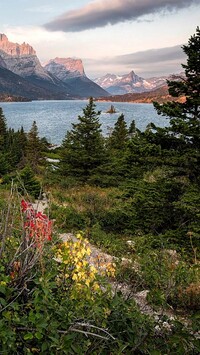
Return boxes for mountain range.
[0,33,181,101]
[94,71,170,95]
[0,34,108,100]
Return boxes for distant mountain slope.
[96,86,185,104]
[44,58,109,98]
[0,66,73,100]
[0,52,7,68]
[94,71,168,95]
[45,57,86,79]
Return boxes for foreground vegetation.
[0,28,200,353]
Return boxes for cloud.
[83,44,187,78]
[44,0,199,32]
[114,44,186,65]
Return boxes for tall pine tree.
[154,27,200,148]
[108,114,129,151]
[0,107,8,151]
[7,127,27,168]
[153,27,200,180]
[0,108,10,174]
[25,121,43,172]
[60,98,105,181]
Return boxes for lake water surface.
[0,100,167,145]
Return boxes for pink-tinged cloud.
[83,44,187,78]
[44,0,199,32]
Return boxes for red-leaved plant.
[21,199,52,247]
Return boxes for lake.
[0,100,168,145]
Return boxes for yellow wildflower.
[0,281,6,286]
[85,279,90,287]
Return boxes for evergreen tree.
[25,121,43,172]
[153,27,200,180]
[128,119,136,138]
[18,165,41,198]
[0,107,8,151]
[40,136,50,151]
[17,126,27,164]
[0,153,9,176]
[101,114,130,184]
[154,27,200,148]
[7,127,27,168]
[108,114,129,151]
[60,98,105,181]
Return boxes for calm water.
[0,100,167,145]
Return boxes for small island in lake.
[106,104,117,113]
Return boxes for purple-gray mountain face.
[94,71,168,95]
[0,51,7,68]
[44,57,86,79]
[0,34,108,99]
[44,58,108,98]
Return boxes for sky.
[0,0,200,79]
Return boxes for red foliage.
[21,199,52,246]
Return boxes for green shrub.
[17,166,41,198]
[140,249,200,310]
[51,204,86,231]
[89,223,128,257]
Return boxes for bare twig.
[61,328,112,341]
[15,326,115,341]
[70,322,116,340]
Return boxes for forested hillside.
[96,84,186,103]
[0,28,199,354]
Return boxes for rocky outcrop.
[45,57,86,79]
[0,34,36,56]
[0,33,54,81]
[1,52,52,80]
[45,57,109,98]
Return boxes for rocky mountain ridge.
[0,33,183,101]
[44,57,108,98]
[0,33,108,99]
[0,34,36,56]
[45,57,86,79]
[94,71,169,95]
[0,34,59,82]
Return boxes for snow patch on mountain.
[94,71,168,94]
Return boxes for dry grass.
[50,185,122,213]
